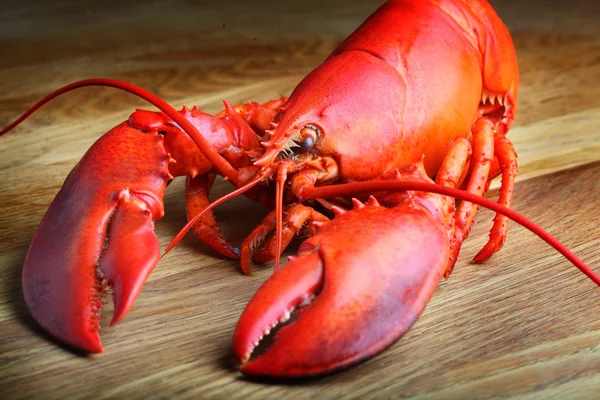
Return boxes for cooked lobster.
[1,0,598,378]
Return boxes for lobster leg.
[186,174,240,259]
[436,119,518,273]
[447,118,495,276]
[435,137,472,271]
[436,138,472,189]
[240,204,329,274]
[473,135,518,262]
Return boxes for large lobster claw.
[23,123,171,352]
[234,197,450,377]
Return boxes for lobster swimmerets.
[1,0,598,378]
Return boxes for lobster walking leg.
[447,118,495,275]
[436,138,472,189]
[240,204,329,274]
[474,135,518,262]
[435,137,472,271]
[186,174,240,259]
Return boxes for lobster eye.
[297,126,318,153]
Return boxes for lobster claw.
[234,197,450,377]
[22,123,171,353]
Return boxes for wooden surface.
[1,0,599,398]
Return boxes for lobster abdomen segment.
[235,199,449,377]
[23,123,171,352]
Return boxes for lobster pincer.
[234,191,453,377]
[6,79,286,352]
[233,160,600,377]
[22,124,170,352]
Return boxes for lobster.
[1,0,598,379]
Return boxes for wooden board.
[1,0,599,398]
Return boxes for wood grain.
[1,0,599,398]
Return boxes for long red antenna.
[273,165,288,270]
[0,78,239,183]
[300,181,600,286]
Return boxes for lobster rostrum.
[1,0,599,378]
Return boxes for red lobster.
[1,0,598,378]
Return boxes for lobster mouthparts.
[233,199,450,377]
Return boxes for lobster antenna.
[273,164,288,270]
[0,78,239,183]
[301,181,600,286]
[163,167,273,256]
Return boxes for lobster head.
[254,51,408,182]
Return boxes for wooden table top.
[1,0,599,398]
